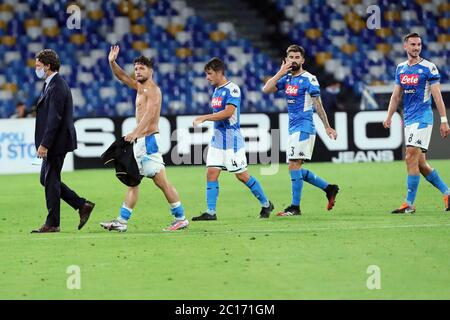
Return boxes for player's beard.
[137,77,148,84]
[291,63,300,72]
[408,50,420,58]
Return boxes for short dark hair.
[133,56,154,68]
[35,49,60,71]
[286,44,305,58]
[404,32,421,42]
[16,101,25,107]
[204,57,225,73]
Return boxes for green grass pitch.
[0,160,449,299]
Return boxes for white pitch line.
[1,223,450,241]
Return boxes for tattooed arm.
[312,96,337,139]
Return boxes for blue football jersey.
[276,71,321,135]
[395,58,440,126]
[209,81,244,151]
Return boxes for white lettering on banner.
[279,113,289,152]
[0,119,73,175]
[314,112,349,150]
[281,111,401,154]
[240,114,271,153]
[332,150,394,163]
[74,118,115,157]
[175,114,271,155]
[176,116,214,154]
[5,111,404,172]
[121,117,171,154]
[354,111,402,150]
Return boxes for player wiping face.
[283,51,304,72]
[261,45,340,214]
[276,52,337,141]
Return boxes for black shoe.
[31,225,60,233]
[78,200,95,230]
[260,201,274,218]
[276,205,301,216]
[325,184,339,210]
[192,212,217,221]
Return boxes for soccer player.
[192,57,274,220]
[100,45,189,231]
[262,45,339,216]
[383,33,450,213]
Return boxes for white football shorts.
[404,122,432,152]
[206,145,247,174]
[133,133,165,178]
[287,131,316,160]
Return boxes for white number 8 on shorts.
[404,122,432,152]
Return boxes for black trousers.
[40,154,85,227]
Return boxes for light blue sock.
[425,170,450,195]
[170,202,185,220]
[290,170,303,206]
[245,176,270,207]
[301,168,329,190]
[406,175,420,205]
[119,204,132,221]
[207,181,219,215]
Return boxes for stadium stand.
[0,0,287,118]
[0,0,448,118]
[273,0,450,94]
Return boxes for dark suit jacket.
[35,73,77,156]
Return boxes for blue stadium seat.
[2,0,446,118]
[273,0,447,92]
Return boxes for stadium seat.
[1,0,447,118]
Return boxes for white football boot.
[100,218,128,232]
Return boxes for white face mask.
[326,87,341,95]
[35,67,46,79]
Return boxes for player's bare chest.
[136,93,148,107]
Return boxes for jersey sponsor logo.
[404,89,416,94]
[400,74,419,85]
[211,97,223,109]
[285,85,299,96]
[287,99,296,104]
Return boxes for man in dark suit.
[31,49,95,233]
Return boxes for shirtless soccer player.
[100,45,189,231]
